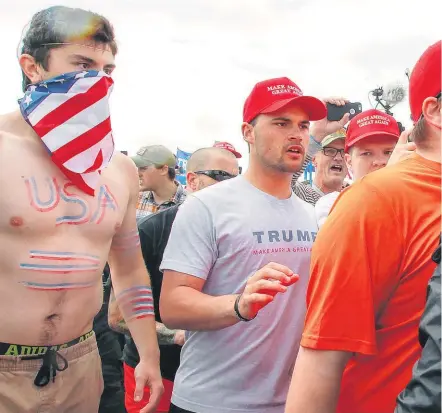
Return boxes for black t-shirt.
[94,264,113,336]
[123,205,181,381]
[93,265,124,369]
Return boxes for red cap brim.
[261,96,327,121]
[345,132,400,153]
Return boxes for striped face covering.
[18,70,115,196]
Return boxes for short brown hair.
[167,167,176,181]
[412,95,441,147]
[20,6,117,91]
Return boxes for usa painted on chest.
[24,176,118,225]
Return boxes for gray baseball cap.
[131,145,176,168]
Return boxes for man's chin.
[326,177,345,187]
[278,159,305,174]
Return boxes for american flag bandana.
[18,70,115,196]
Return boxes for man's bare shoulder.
[107,151,139,194]
[112,151,135,168]
[0,112,12,129]
[0,128,29,150]
[110,151,138,178]
[0,111,35,145]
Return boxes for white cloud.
[1,0,440,168]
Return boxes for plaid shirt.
[136,182,186,220]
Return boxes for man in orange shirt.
[285,40,441,413]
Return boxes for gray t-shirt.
[160,176,317,413]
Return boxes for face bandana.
[19,70,115,196]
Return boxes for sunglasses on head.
[195,170,237,182]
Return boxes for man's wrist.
[234,294,255,322]
[310,134,323,145]
[156,322,179,345]
[139,348,160,362]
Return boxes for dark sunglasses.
[322,147,345,158]
[195,170,237,182]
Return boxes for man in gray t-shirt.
[160,76,326,413]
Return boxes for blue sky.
[1,0,440,168]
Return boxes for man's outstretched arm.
[108,155,163,413]
[291,97,350,196]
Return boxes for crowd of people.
[0,5,440,413]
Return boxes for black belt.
[0,330,94,387]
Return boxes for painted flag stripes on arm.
[115,285,155,321]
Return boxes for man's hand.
[311,97,350,142]
[134,358,164,413]
[387,128,416,166]
[173,330,186,346]
[238,262,299,320]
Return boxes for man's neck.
[415,131,442,163]
[313,178,340,195]
[152,180,178,204]
[244,161,293,200]
[416,147,441,164]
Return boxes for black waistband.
[0,330,94,357]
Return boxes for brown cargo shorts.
[0,331,104,413]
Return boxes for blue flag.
[176,148,192,185]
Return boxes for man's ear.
[18,54,43,86]
[344,153,352,172]
[186,172,198,192]
[422,96,441,129]
[158,165,169,176]
[242,122,255,147]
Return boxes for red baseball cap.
[345,109,400,153]
[409,41,441,123]
[213,141,242,158]
[243,77,326,123]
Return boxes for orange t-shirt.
[301,154,441,413]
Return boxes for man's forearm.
[111,268,160,361]
[110,317,131,336]
[285,347,350,413]
[112,318,178,347]
[109,289,179,345]
[108,288,131,335]
[161,286,239,331]
[156,322,180,345]
[308,134,323,157]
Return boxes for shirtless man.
[0,6,162,413]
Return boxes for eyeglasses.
[195,170,237,182]
[322,147,345,158]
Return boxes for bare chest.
[0,140,128,239]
